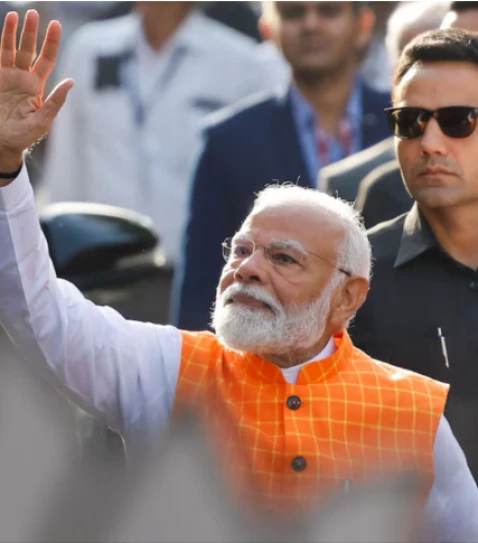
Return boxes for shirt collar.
[289,78,363,132]
[289,84,316,132]
[394,203,438,268]
[239,332,352,385]
[166,9,210,54]
[280,336,336,384]
[133,8,206,59]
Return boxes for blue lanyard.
[121,44,187,128]
[116,42,188,214]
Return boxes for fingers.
[0,12,19,67]
[32,19,62,82]
[35,78,74,128]
[15,10,39,70]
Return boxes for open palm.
[0,10,73,156]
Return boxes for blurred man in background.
[39,1,285,268]
[173,1,391,331]
[318,0,450,204]
[359,1,398,93]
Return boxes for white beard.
[211,278,341,357]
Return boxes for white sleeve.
[0,166,181,443]
[425,416,478,542]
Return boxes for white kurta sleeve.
[0,166,182,443]
[425,416,478,542]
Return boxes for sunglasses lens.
[437,107,477,138]
[387,108,426,139]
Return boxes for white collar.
[134,9,208,59]
[281,336,336,385]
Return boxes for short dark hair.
[450,1,478,13]
[394,28,478,89]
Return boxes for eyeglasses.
[222,237,352,279]
[385,106,478,140]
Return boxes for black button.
[286,395,302,410]
[471,281,478,290]
[291,456,307,472]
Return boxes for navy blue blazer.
[172,84,391,330]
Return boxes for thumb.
[35,78,75,128]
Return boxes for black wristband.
[0,162,23,179]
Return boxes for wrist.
[0,151,23,187]
[0,149,23,170]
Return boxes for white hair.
[385,1,451,67]
[250,184,372,281]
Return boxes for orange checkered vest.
[174,330,448,512]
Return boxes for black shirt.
[351,204,478,478]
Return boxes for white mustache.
[222,283,282,314]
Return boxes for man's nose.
[233,249,269,284]
[419,118,449,157]
[302,6,323,30]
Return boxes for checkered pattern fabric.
[174,331,448,511]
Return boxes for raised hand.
[0,10,74,177]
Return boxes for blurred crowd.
[3,3,478,540]
[12,0,478,490]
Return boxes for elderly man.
[0,11,477,540]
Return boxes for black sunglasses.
[385,106,478,140]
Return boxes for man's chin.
[411,185,464,208]
[293,61,338,82]
[214,318,278,354]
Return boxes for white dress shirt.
[1,168,478,541]
[39,9,288,265]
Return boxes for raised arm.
[0,11,181,443]
[0,11,73,181]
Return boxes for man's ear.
[259,15,274,42]
[329,277,369,330]
[356,7,376,54]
